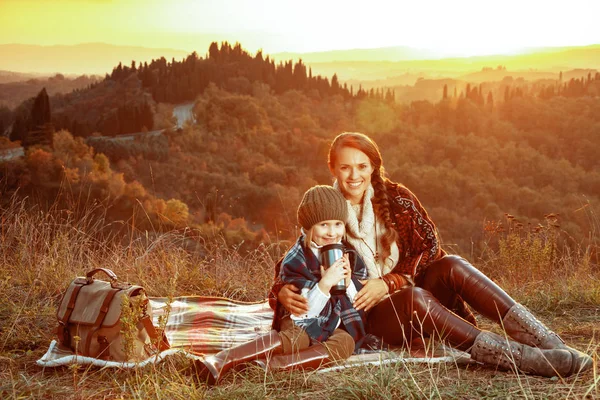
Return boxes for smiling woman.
[272,132,594,378]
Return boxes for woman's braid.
[371,168,398,263]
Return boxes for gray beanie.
[297,185,348,230]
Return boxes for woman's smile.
[330,147,374,205]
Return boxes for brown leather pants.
[367,255,515,351]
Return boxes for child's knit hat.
[297,185,348,230]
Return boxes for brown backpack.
[56,268,169,362]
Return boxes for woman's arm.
[276,243,317,316]
[269,255,309,317]
[277,284,309,316]
[381,273,412,293]
[388,183,445,279]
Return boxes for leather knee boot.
[471,331,583,377]
[195,330,282,385]
[420,255,516,322]
[403,287,481,351]
[255,343,331,371]
[502,303,593,373]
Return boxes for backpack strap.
[141,315,170,352]
[56,282,85,347]
[85,287,121,357]
[127,287,169,351]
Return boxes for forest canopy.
[1,41,599,257]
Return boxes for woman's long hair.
[328,132,398,262]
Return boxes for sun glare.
[0,0,599,55]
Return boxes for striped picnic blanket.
[37,296,472,369]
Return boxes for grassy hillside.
[0,198,597,399]
[1,41,599,399]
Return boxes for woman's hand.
[278,284,309,316]
[353,278,388,311]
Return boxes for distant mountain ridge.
[3,42,600,77]
[274,44,600,64]
[306,45,600,81]
[0,43,190,75]
[0,70,49,84]
[272,46,443,63]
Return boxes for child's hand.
[319,257,349,293]
[341,253,352,287]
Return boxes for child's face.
[311,220,345,246]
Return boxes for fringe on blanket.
[36,296,472,369]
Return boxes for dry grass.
[0,198,598,399]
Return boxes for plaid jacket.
[274,236,369,347]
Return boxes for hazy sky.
[2,0,600,56]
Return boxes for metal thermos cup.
[319,243,355,295]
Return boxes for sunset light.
[2,0,599,56]
[2,0,600,397]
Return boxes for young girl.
[196,185,371,384]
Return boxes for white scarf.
[333,181,399,279]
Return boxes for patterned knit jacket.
[269,181,476,329]
[385,181,443,278]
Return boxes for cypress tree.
[331,73,340,93]
[31,88,51,128]
[208,42,219,60]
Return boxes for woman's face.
[330,146,374,205]
[311,220,345,246]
